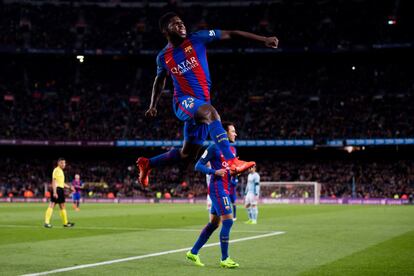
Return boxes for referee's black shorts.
[51,187,65,204]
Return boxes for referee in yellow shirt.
[44,158,75,228]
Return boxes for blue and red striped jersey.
[156,30,222,102]
[196,144,236,195]
[72,180,83,193]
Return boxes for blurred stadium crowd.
[1,59,413,140]
[1,0,413,200]
[0,0,411,51]
[1,158,413,200]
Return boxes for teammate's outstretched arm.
[220,30,279,48]
[145,72,167,118]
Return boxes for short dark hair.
[222,121,235,132]
[57,158,65,162]
[159,12,179,32]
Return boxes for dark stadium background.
[0,0,413,202]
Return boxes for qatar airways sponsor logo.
[220,154,230,169]
[170,57,199,75]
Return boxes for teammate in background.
[137,12,279,186]
[229,176,238,221]
[207,157,238,220]
[187,122,240,268]
[44,158,75,228]
[244,166,260,225]
[71,174,83,211]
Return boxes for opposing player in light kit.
[136,12,278,186]
[244,166,260,224]
[186,122,242,268]
[71,174,83,211]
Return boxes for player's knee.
[222,218,233,228]
[209,221,219,230]
[211,216,220,226]
[208,109,220,122]
[196,105,220,124]
[179,148,191,160]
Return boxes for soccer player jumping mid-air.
[137,12,278,186]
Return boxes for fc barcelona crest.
[185,46,193,53]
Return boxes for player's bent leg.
[136,147,183,187]
[181,141,203,162]
[195,105,233,159]
[147,97,209,189]
[195,104,255,174]
[137,137,202,187]
[187,214,220,267]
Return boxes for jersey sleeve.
[52,169,58,180]
[255,183,260,196]
[156,53,167,77]
[254,173,260,184]
[195,145,216,175]
[191,29,222,44]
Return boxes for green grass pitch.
[0,203,413,275]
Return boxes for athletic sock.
[191,222,218,254]
[220,218,233,260]
[247,207,253,220]
[149,148,181,168]
[208,120,235,160]
[45,207,53,224]
[60,209,68,225]
[252,206,258,221]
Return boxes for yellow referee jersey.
[52,167,65,188]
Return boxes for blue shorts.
[72,192,81,201]
[229,192,236,204]
[173,96,209,145]
[209,193,232,216]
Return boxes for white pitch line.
[0,224,272,233]
[21,231,285,276]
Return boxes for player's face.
[227,125,237,143]
[167,16,187,39]
[58,160,66,169]
[75,174,80,180]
